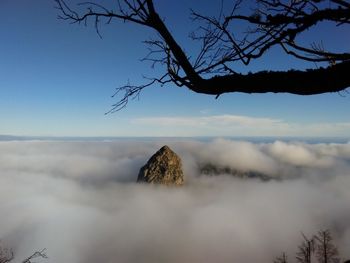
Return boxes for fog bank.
[0,139,349,263]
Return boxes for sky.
[1,0,350,137]
[1,139,350,263]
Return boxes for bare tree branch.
[55,0,350,110]
[314,230,340,263]
[274,252,289,263]
[21,249,48,263]
[1,243,47,263]
[296,232,315,263]
[0,245,14,263]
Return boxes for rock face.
[137,145,184,186]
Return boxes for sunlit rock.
[137,145,184,186]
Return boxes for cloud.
[132,115,284,136]
[131,114,350,137]
[0,139,350,263]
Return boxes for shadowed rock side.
[200,163,272,181]
[137,145,184,186]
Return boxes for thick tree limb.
[196,60,350,96]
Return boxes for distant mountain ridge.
[199,163,272,181]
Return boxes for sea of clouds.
[0,138,350,263]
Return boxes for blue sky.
[1,0,349,137]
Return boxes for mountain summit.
[137,145,184,186]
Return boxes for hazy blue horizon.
[1,134,349,144]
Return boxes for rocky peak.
[137,145,184,186]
